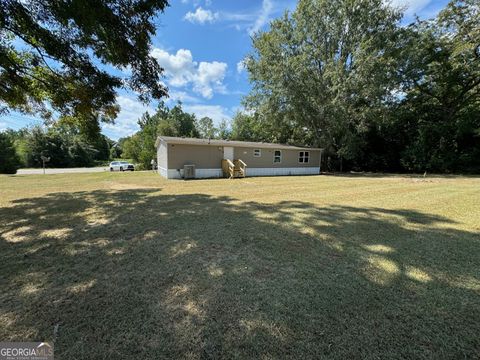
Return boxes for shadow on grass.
[0,189,479,359]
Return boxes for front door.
[223,146,234,161]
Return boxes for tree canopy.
[397,0,480,172]
[121,102,200,169]
[3,123,113,170]
[196,116,216,139]
[0,0,169,129]
[245,0,402,154]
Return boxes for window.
[274,150,282,163]
[254,149,261,157]
[299,151,310,163]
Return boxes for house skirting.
[246,167,320,177]
[161,168,223,179]
[159,166,320,179]
[158,166,168,178]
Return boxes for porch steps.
[222,159,247,178]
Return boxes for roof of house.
[156,136,323,151]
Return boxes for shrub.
[0,132,21,174]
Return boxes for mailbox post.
[41,155,50,175]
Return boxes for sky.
[0,0,450,140]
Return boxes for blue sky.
[1,0,450,140]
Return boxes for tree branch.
[3,25,59,75]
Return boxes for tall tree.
[122,102,200,168]
[0,0,169,128]
[133,112,161,169]
[398,0,480,172]
[0,131,20,173]
[196,116,216,139]
[217,119,231,140]
[164,103,199,138]
[245,0,402,162]
[231,112,268,142]
[18,125,99,167]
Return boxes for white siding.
[158,166,168,178]
[246,167,320,177]
[167,168,222,179]
[157,140,168,176]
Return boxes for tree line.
[236,0,479,173]
[0,124,115,173]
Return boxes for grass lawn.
[0,172,479,359]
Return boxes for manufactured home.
[155,136,323,179]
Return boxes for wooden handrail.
[237,159,247,168]
[222,159,235,178]
[223,159,247,178]
[233,159,247,177]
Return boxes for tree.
[5,123,116,168]
[121,134,142,162]
[244,0,402,166]
[0,131,20,173]
[196,117,216,139]
[162,102,199,138]
[0,0,169,128]
[123,102,200,169]
[231,112,267,141]
[133,112,160,169]
[397,0,480,172]
[110,142,122,159]
[217,119,231,140]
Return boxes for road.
[17,167,108,175]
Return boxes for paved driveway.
[17,167,108,175]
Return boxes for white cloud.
[151,48,227,99]
[183,104,232,125]
[184,7,218,24]
[101,95,232,139]
[167,90,201,104]
[388,0,432,15]
[248,0,274,35]
[180,0,206,5]
[236,60,245,74]
[212,0,277,35]
[221,12,256,22]
[150,48,195,87]
[194,61,227,98]
[102,95,154,139]
[0,121,7,131]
